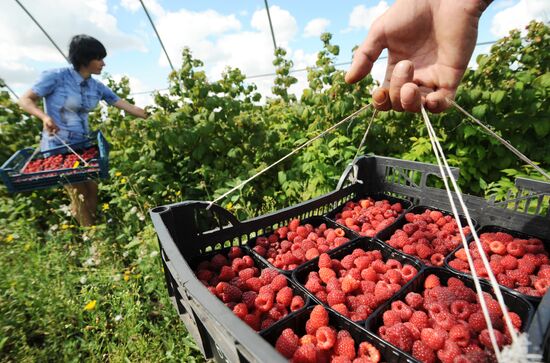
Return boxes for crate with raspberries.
[0,131,109,193]
[149,155,550,362]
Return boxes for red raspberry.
[494,232,514,243]
[402,244,416,256]
[309,305,329,330]
[479,329,505,349]
[497,273,515,288]
[534,278,550,295]
[276,286,293,306]
[342,275,360,293]
[518,254,538,274]
[409,310,429,330]
[382,310,402,327]
[290,295,305,311]
[430,253,445,266]
[424,274,440,289]
[449,324,471,347]
[499,255,518,270]
[254,291,274,312]
[299,334,316,346]
[218,265,236,281]
[507,269,531,287]
[391,301,413,321]
[508,311,523,330]
[433,311,456,331]
[210,254,229,270]
[420,328,446,350]
[401,265,418,282]
[405,292,423,309]
[332,303,350,318]
[334,336,356,360]
[450,300,471,320]
[384,269,403,284]
[385,323,414,352]
[305,248,320,260]
[318,253,332,268]
[319,267,336,283]
[416,244,433,260]
[489,241,506,255]
[468,312,487,332]
[437,341,461,363]
[270,274,287,291]
[538,266,550,279]
[507,242,526,257]
[327,289,346,306]
[232,303,248,319]
[228,246,243,260]
[374,281,393,302]
[221,284,242,303]
[196,269,213,282]
[305,277,323,293]
[292,342,316,363]
[244,313,261,331]
[449,258,469,271]
[357,341,381,362]
[361,267,378,282]
[316,326,337,350]
[315,290,328,304]
[326,277,342,292]
[412,340,436,363]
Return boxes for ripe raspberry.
[309,305,329,330]
[299,334,316,346]
[244,313,261,331]
[385,323,414,352]
[420,328,446,350]
[218,265,236,281]
[489,241,506,255]
[518,255,538,274]
[507,269,530,287]
[391,301,413,321]
[496,273,515,288]
[315,290,328,304]
[468,312,487,332]
[430,253,445,266]
[409,311,429,330]
[455,248,468,262]
[327,289,346,306]
[331,303,349,318]
[290,295,305,311]
[254,292,274,312]
[449,324,471,347]
[507,242,526,257]
[479,329,505,349]
[270,274,288,291]
[424,274,441,289]
[405,292,423,309]
[371,259,388,273]
[416,244,434,260]
[357,342,381,362]
[534,278,550,295]
[318,253,332,268]
[382,310,402,327]
[334,336,356,360]
[412,340,436,363]
[231,257,248,272]
[316,326,337,350]
[384,269,403,284]
[450,300,471,320]
[319,267,336,283]
[292,342,317,363]
[361,267,378,282]
[276,286,293,306]
[305,277,323,293]
[437,341,461,363]
[221,284,242,303]
[342,275,360,294]
[508,311,523,330]
[374,281,393,302]
[210,254,229,270]
[233,303,248,319]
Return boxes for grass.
[0,216,205,362]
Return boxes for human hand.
[42,116,59,135]
[345,0,490,113]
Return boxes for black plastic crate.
[445,224,550,306]
[325,192,413,236]
[375,205,478,267]
[0,131,109,193]
[261,305,415,363]
[246,215,360,276]
[365,267,535,362]
[150,155,550,362]
[292,237,424,325]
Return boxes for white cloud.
[111,73,154,106]
[491,0,550,37]
[346,2,389,32]
[303,18,331,38]
[119,0,164,17]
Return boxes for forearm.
[18,95,49,122]
[113,99,147,119]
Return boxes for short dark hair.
[68,35,107,70]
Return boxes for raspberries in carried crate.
[381,207,473,266]
[295,239,420,322]
[368,270,531,363]
[251,217,355,271]
[194,246,307,331]
[267,305,382,363]
[447,228,550,298]
[23,146,99,173]
[332,197,407,237]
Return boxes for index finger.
[345,22,385,84]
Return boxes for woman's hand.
[345,0,491,113]
[42,115,59,135]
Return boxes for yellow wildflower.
[102,203,109,211]
[84,300,97,311]
[5,234,14,243]
[120,178,127,184]
[72,161,80,168]
[61,224,69,230]
[115,171,122,177]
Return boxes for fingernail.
[427,99,438,110]
[373,89,387,104]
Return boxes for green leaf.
[277,171,287,184]
[533,119,550,137]
[490,90,506,104]
[472,104,488,119]
[463,125,477,139]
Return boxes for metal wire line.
[139,0,175,72]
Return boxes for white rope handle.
[206,103,371,209]
[447,98,550,180]
[19,144,41,173]
[52,133,89,167]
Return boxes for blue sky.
[2,0,549,105]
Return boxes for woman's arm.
[18,90,59,134]
[113,99,148,119]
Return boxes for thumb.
[345,21,385,84]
